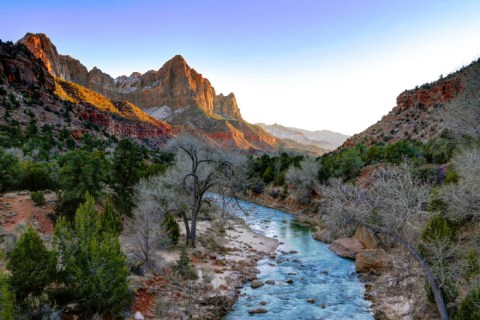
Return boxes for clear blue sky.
[1,0,480,134]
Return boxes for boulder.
[251,280,264,289]
[312,229,333,243]
[329,238,364,259]
[355,249,393,273]
[353,227,380,249]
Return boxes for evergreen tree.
[53,194,130,316]
[58,149,108,217]
[101,198,122,235]
[7,227,55,301]
[111,139,146,215]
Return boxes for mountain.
[257,123,349,151]
[342,58,480,148]
[0,39,172,148]
[18,33,277,151]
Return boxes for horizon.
[1,1,480,135]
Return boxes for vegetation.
[0,273,15,320]
[7,227,55,302]
[175,247,198,280]
[53,194,130,316]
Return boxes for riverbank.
[127,215,279,319]
[242,191,440,320]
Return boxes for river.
[218,197,373,320]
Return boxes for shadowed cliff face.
[18,33,277,151]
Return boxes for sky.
[1,0,480,135]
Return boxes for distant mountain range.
[257,123,349,152]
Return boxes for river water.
[218,197,373,320]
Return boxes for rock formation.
[341,63,475,148]
[0,40,172,147]
[17,32,276,151]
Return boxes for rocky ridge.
[0,39,172,147]
[18,33,277,151]
[341,62,477,148]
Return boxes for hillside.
[18,33,278,151]
[342,58,480,148]
[0,40,173,148]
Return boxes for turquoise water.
[218,197,373,320]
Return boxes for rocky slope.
[18,33,277,151]
[0,39,172,147]
[257,123,348,151]
[341,59,480,148]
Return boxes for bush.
[175,247,198,280]
[21,161,54,191]
[31,191,46,206]
[7,227,55,301]
[162,213,180,245]
[456,287,480,320]
[0,148,20,192]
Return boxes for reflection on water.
[216,196,373,320]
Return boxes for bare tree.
[126,202,163,271]
[321,164,448,320]
[440,146,480,222]
[285,157,320,204]
[163,134,236,247]
[441,59,480,138]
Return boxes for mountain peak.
[17,32,66,78]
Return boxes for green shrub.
[444,169,459,185]
[419,216,455,253]
[7,227,55,301]
[456,287,480,320]
[21,161,54,191]
[31,191,46,206]
[464,249,480,277]
[175,247,198,280]
[0,148,20,192]
[162,213,180,245]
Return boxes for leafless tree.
[162,134,236,247]
[126,202,163,271]
[440,146,480,222]
[285,157,320,204]
[321,164,448,320]
[441,59,480,138]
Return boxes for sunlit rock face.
[19,33,277,151]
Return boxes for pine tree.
[53,193,130,316]
[7,227,55,301]
[111,139,146,216]
[175,247,197,280]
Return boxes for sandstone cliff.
[1,40,172,147]
[17,33,276,151]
